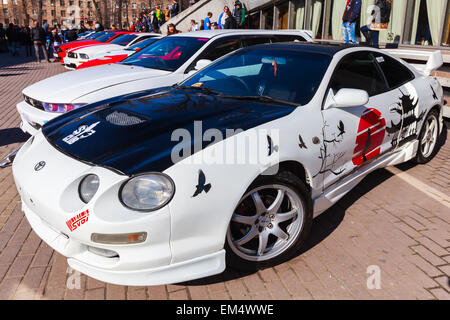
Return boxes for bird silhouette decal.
[362,127,371,162]
[192,170,211,197]
[298,134,307,149]
[267,135,279,156]
[337,120,346,137]
[430,85,438,101]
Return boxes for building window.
[51,10,55,15]
[3,8,8,14]
[87,1,91,8]
[2,0,7,4]
[275,1,289,30]
[79,1,83,7]
[403,0,447,46]
[69,0,74,6]
[261,7,274,30]
[42,10,47,16]
[60,0,65,6]
[32,9,37,15]
[132,2,136,9]
[50,0,55,5]
[141,3,145,9]
[61,10,65,16]
[442,1,450,46]
[13,0,17,4]
[289,0,305,30]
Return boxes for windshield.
[109,34,138,46]
[121,36,209,71]
[96,32,117,43]
[86,32,105,39]
[127,37,160,51]
[182,48,331,105]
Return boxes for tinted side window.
[200,37,243,61]
[243,36,271,47]
[329,52,388,97]
[271,35,306,42]
[374,54,415,89]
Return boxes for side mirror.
[332,88,369,108]
[194,59,212,71]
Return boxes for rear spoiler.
[385,49,443,76]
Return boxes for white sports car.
[63,32,160,70]
[13,43,444,286]
[17,30,312,135]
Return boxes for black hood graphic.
[43,88,296,175]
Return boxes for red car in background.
[56,31,132,62]
[76,36,161,70]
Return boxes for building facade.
[0,0,182,28]
[246,0,450,48]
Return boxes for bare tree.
[91,0,103,25]
[19,0,31,26]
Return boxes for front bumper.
[16,100,59,135]
[63,57,88,70]
[12,133,225,285]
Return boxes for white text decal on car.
[62,121,100,145]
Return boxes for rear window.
[96,32,117,42]
[374,54,415,89]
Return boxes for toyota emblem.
[34,161,46,171]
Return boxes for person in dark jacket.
[224,11,236,29]
[342,0,361,44]
[31,21,49,62]
[233,1,245,28]
[5,23,20,56]
[0,23,7,52]
[170,0,179,18]
[23,26,33,57]
[361,0,392,47]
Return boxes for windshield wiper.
[224,95,299,106]
[175,85,221,95]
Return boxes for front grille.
[104,110,146,126]
[67,52,77,58]
[23,94,44,111]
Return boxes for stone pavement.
[0,53,449,300]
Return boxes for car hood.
[73,43,123,55]
[22,64,171,103]
[42,88,296,175]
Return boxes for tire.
[225,171,312,271]
[415,109,440,164]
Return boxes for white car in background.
[63,32,160,69]
[17,30,313,135]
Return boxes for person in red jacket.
[342,0,361,44]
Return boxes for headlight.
[119,173,174,211]
[42,102,85,113]
[79,53,89,59]
[79,174,100,203]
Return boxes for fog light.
[91,232,147,245]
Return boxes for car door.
[320,51,401,190]
[372,52,424,149]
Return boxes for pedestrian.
[342,0,361,45]
[218,6,230,29]
[204,12,212,30]
[167,23,181,35]
[150,11,160,33]
[233,1,246,29]
[224,11,236,29]
[361,0,392,47]
[170,0,179,18]
[189,19,199,32]
[23,26,33,57]
[78,22,87,34]
[31,21,50,62]
[0,23,7,52]
[5,23,19,56]
[94,22,104,32]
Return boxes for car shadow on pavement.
[181,168,395,286]
[0,127,30,148]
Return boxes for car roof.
[167,29,311,39]
[243,42,380,56]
